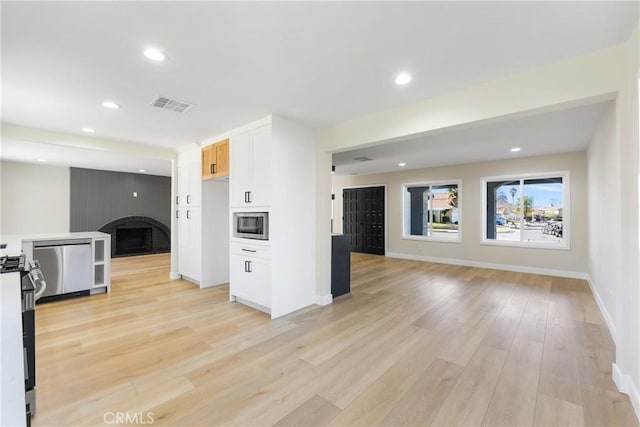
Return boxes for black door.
[343,186,385,255]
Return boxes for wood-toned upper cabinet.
[202,139,230,180]
[216,139,229,177]
[202,145,215,179]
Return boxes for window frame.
[401,179,462,243]
[481,171,570,250]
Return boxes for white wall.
[333,151,587,276]
[270,116,317,315]
[201,179,229,287]
[0,161,70,235]
[612,23,640,418]
[587,104,619,337]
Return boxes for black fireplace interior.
[116,227,152,256]
[99,216,170,258]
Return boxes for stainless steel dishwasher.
[33,238,92,300]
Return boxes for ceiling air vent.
[353,156,373,162]
[151,96,194,113]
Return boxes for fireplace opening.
[99,216,170,258]
[115,227,153,256]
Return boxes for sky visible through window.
[497,182,563,208]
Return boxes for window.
[483,172,569,248]
[403,181,460,241]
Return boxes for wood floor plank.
[539,323,582,405]
[30,253,637,427]
[580,384,640,427]
[274,395,340,427]
[316,318,427,408]
[378,358,464,427]
[430,345,508,426]
[534,393,585,427]
[482,338,543,426]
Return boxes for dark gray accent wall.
[70,168,171,232]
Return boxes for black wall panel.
[70,168,171,232]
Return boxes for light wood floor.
[32,253,638,426]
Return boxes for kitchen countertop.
[0,271,27,427]
[1,232,110,256]
[2,231,109,243]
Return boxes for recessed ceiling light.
[511,147,521,152]
[398,162,407,167]
[143,48,166,62]
[82,127,95,133]
[102,101,120,109]
[139,169,146,173]
[37,159,47,162]
[395,73,412,85]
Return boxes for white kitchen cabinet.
[230,131,251,207]
[250,125,272,207]
[177,151,201,208]
[176,146,202,283]
[230,124,271,207]
[227,116,316,319]
[230,243,271,309]
[177,207,201,282]
[176,145,229,288]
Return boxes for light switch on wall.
[133,192,138,198]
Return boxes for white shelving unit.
[92,237,110,292]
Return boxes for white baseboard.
[234,296,270,315]
[386,252,588,280]
[315,294,333,306]
[585,276,617,343]
[180,275,200,286]
[613,363,640,422]
[200,282,228,289]
[169,272,181,280]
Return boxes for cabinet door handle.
[247,191,252,203]
[23,348,28,380]
[186,194,191,204]
[176,196,179,205]
[241,249,257,253]
[210,163,214,174]
[247,260,252,273]
[244,260,249,272]
[176,210,180,219]
[244,191,249,203]
[187,210,191,219]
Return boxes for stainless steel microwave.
[233,212,269,240]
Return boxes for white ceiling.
[0,1,637,171]
[332,101,611,175]
[0,138,172,176]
